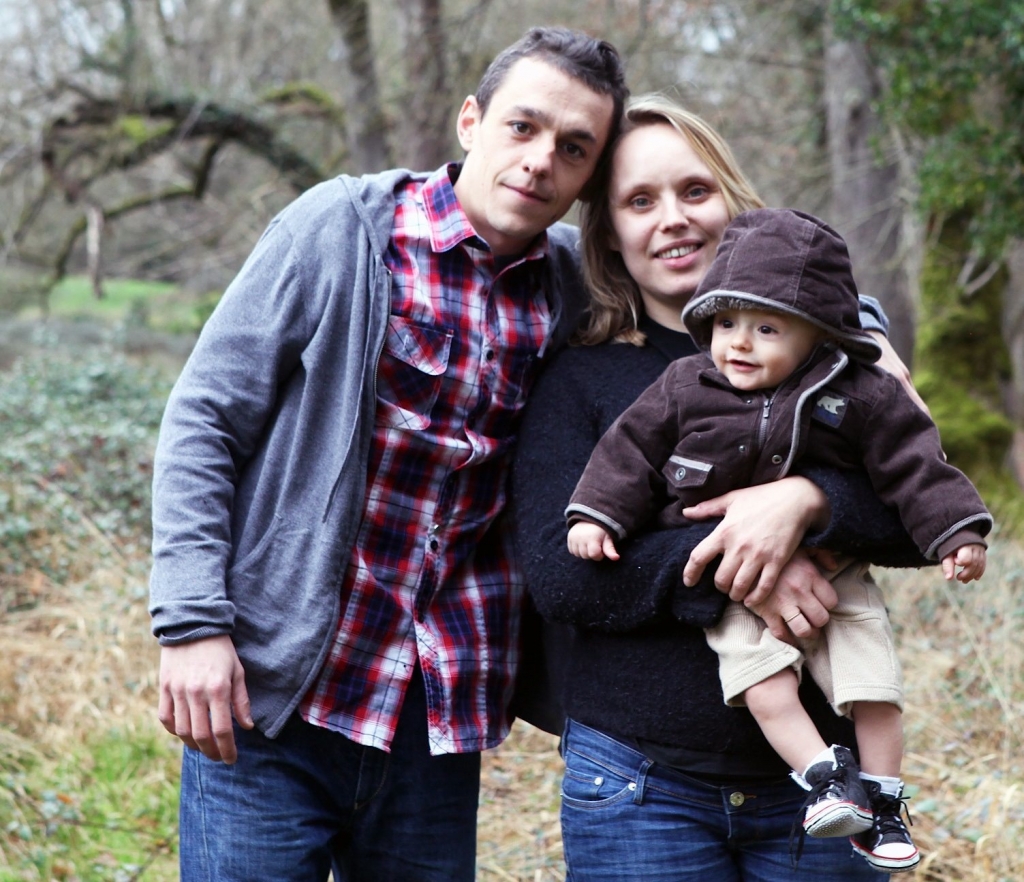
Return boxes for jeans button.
[729,791,745,807]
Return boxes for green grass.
[0,729,179,881]
[46,278,178,320]
[7,274,218,335]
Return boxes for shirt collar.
[424,163,549,265]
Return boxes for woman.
[510,95,922,880]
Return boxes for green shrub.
[0,349,171,583]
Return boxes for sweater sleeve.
[797,465,928,567]
[511,351,727,633]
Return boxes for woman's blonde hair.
[578,93,765,346]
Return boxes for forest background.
[1,0,1023,879]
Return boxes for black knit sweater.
[509,319,922,779]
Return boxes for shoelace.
[870,792,915,842]
[788,765,858,865]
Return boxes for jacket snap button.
[729,791,745,807]
[675,467,687,480]
[771,454,783,464]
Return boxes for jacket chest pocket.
[376,315,453,430]
[663,455,713,492]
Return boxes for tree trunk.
[394,0,450,170]
[1002,238,1024,487]
[327,0,393,173]
[824,26,915,364]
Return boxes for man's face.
[453,57,615,256]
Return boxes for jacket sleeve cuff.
[935,530,988,562]
[155,624,232,646]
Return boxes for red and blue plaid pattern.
[300,166,552,754]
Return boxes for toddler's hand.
[567,522,620,561]
[942,543,986,583]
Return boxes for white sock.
[802,745,838,779]
[860,773,903,797]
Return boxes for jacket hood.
[682,208,882,363]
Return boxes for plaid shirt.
[300,165,552,755]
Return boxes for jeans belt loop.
[633,758,653,805]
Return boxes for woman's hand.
[682,476,830,604]
[744,549,839,642]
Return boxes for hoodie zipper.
[322,263,392,522]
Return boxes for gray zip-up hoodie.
[149,168,588,738]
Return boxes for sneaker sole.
[850,841,921,873]
[804,802,874,838]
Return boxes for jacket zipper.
[756,393,775,452]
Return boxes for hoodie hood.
[682,208,882,363]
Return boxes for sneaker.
[800,745,874,838]
[850,780,921,874]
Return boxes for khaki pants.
[706,561,904,717]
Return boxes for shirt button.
[729,791,746,807]
[738,444,747,453]
[485,349,496,361]
[675,467,687,480]
[429,539,439,551]
[771,454,783,464]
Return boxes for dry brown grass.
[3,539,1023,881]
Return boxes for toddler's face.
[709,308,823,392]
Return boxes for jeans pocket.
[561,749,636,808]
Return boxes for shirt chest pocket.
[663,455,714,493]
[376,315,453,430]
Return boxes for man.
[149,26,627,882]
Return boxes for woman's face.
[607,123,732,331]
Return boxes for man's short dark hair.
[474,27,629,188]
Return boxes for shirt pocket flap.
[385,315,452,376]
[665,455,713,490]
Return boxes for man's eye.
[511,121,531,135]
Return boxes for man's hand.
[682,477,830,604]
[870,331,929,414]
[158,635,253,764]
[745,549,839,642]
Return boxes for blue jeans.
[560,719,884,882]
[179,670,480,882]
